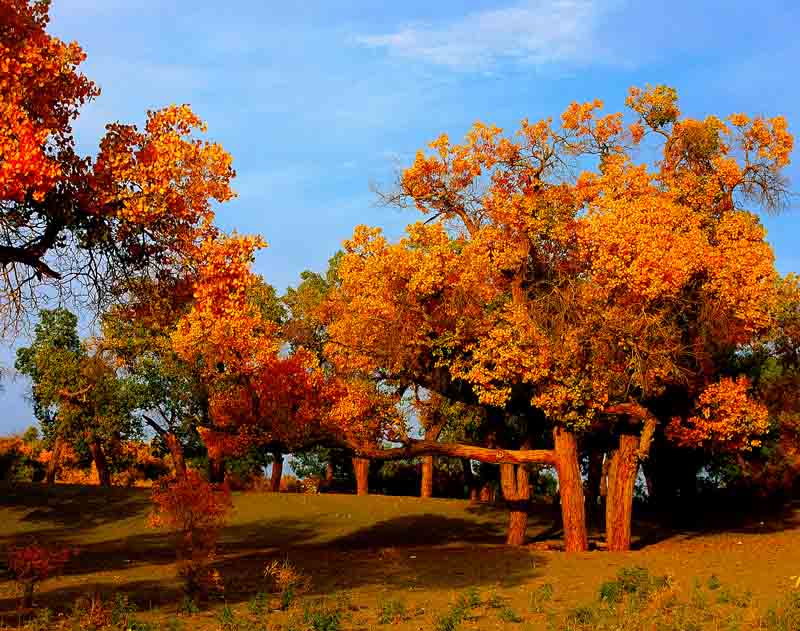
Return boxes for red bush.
[148,469,232,601]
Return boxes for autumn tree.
[0,0,234,335]
[325,86,793,551]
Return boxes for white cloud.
[356,0,615,71]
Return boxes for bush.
[6,542,74,608]
[148,470,232,601]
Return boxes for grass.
[0,482,799,629]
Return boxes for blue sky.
[2,0,800,433]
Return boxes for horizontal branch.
[353,439,556,466]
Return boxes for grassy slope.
[1,483,799,629]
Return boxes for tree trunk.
[270,450,283,492]
[46,436,64,485]
[164,432,187,478]
[461,458,478,502]
[420,455,434,498]
[500,461,531,545]
[325,461,335,483]
[554,427,588,552]
[605,434,640,552]
[352,457,369,496]
[21,581,34,609]
[208,456,226,483]
[586,449,604,527]
[89,439,111,487]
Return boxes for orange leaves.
[705,211,777,340]
[0,0,98,201]
[667,377,770,452]
[172,234,275,375]
[92,105,235,241]
[580,194,706,303]
[328,85,793,449]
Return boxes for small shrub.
[434,608,463,631]
[265,558,310,610]
[6,542,74,608]
[599,566,668,606]
[110,593,137,626]
[529,583,554,613]
[178,594,200,614]
[303,602,341,631]
[217,603,238,630]
[716,587,752,608]
[248,591,269,617]
[566,605,598,627]
[148,470,232,602]
[378,598,407,624]
[762,591,800,631]
[498,605,523,623]
[487,591,504,608]
[164,617,185,631]
[24,607,53,631]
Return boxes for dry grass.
[1,483,798,629]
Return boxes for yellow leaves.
[326,84,793,442]
[93,105,235,234]
[667,376,770,452]
[626,84,680,129]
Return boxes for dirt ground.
[1,483,798,629]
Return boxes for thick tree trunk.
[90,439,111,487]
[208,456,226,483]
[270,450,283,492]
[605,434,640,552]
[164,432,187,478]
[461,458,478,502]
[46,436,64,485]
[353,457,369,496]
[500,461,531,545]
[586,449,604,527]
[420,456,434,498]
[554,427,588,552]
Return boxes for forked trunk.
[586,449,604,527]
[353,457,369,496]
[500,458,531,546]
[164,432,187,478]
[46,436,64,485]
[554,427,588,552]
[420,455,434,498]
[90,439,111,487]
[605,434,641,552]
[270,450,283,492]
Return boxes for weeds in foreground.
[555,566,800,631]
[434,588,483,631]
[530,582,555,613]
[264,557,311,610]
[378,597,407,624]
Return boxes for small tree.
[148,470,232,602]
[6,543,74,609]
